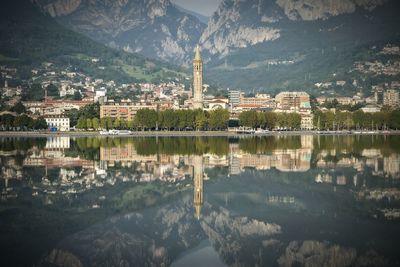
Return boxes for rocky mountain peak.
[146,0,170,19]
[276,0,388,21]
[199,0,281,57]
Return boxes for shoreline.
[0,130,399,137]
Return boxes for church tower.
[193,45,203,110]
[193,155,204,219]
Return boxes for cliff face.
[199,0,283,57]
[199,0,390,58]
[276,0,388,21]
[33,0,205,66]
[31,0,400,90]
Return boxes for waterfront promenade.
[0,130,399,137]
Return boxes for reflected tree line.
[0,137,46,151]
[2,135,399,165]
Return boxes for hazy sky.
[171,0,222,16]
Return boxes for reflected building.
[24,137,94,170]
[228,136,312,175]
[384,154,400,179]
[100,143,157,166]
[45,136,70,149]
[193,155,204,219]
[316,147,400,181]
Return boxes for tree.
[76,117,86,129]
[100,117,107,129]
[34,117,48,130]
[10,101,26,114]
[264,112,277,129]
[106,117,113,129]
[23,83,44,101]
[177,110,188,130]
[78,103,100,119]
[257,112,267,129]
[92,118,99,130]
[113,118,121,129]
[127,120,134,130]
[208,109,229,130]
[64,108,79,127]
[120,119,128,129]
[161,109,178,130]
[46,84,59,97]
[239,110,258,128]
[353,110,365,129]
[287,113,301,129]
[389,109,400,129]
[13,115,32,129]
[276,113,287,129]
[86,118,93,129]
[73,91,82,100]
[195,110,207,130]
[135,109,158,130]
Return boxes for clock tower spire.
[193,45,203,109]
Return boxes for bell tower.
[193,45,203,110]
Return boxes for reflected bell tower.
[193,155,204,219]
[193,45,203,110]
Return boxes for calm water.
[0,135,400,267]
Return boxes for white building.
[45,116,70,131]
[228,90,242,108]
[301,115,314,130]
[361,105,381,113]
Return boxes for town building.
[24,99,94,116]
[240,93,275,107]
[207,99,229,110]
[301,114,314,130]
[383,89,399,108]
[361,105,381,113]
[45,116,70,131]
[100,100,157,121]
[275,91,311,112]
[228,90,242,108]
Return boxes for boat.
[117,130,132,135]
[236,127,255,134]
[255,128,269,134]
[100,130,120,135]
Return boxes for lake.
[0,135,399,266]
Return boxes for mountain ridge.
[33,0,205,66]
[8,0,400,93]
[1,0,189,84]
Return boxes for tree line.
[75,108,230,131]
[237,109,400,130]
[314,109,400,130]
[239,111,302,129]
[0,113,47,130]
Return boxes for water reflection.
[0,135,400,266]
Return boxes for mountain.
[173,3,209,24]
[0,0,188,84]
[33,0,206,66]
[4,0,400,93]
[199,0,400,92]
